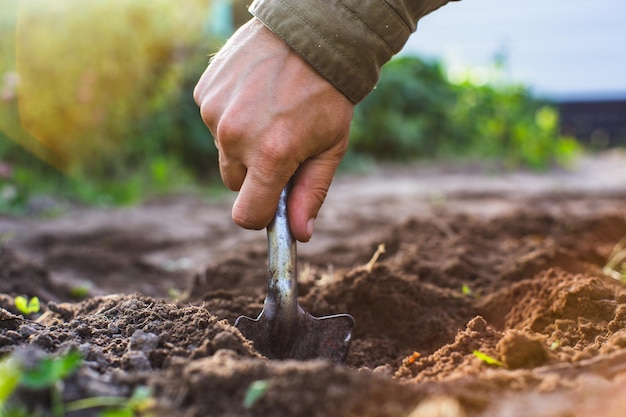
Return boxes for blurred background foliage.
[0,0,581,215]
[350,56,580,170]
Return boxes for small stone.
[19,325,37,337]
[107,322,120,334]
[122,351,152,371]
[76,324,91,338]
[408,396,467,417]
[467,316,488,333]
[128,330,159,352]
[30,333,54,349]
[373,364,393,376]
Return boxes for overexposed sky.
[402,0,626,99]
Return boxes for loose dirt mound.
[2,202,626,416]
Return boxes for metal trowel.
[235,183,355,364]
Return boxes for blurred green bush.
[0,2,581,214]
[349,56,580,170]
[0,0,223,213]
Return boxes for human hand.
[193,18,354,242]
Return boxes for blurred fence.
[559,99,626,148]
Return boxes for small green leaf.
[100,407,134,417]
[21,358,57,389]
[472,350,503,367]
[54,349,83,378]
[30,297,40,313]
[0,356,22,405]
[128,386,154,412]
[243,380,269,409]
[14,296,40,315]
[14,296,28,312]
[21,350,82,389]
[70,284,91,299]
[461,284,472,296]
[66,386,154,415]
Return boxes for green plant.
[69,283,92,300]
[350,56,456,160]
[0,350,82,416]
[349,56,582,170]
[0,350,154,417]
[461,284,472,296]
[603,236,626,282]
[65,386,155,417]
[0,0,223,213]
[0,356,21,406]
[13,297,40,315]
[243,380,269,409]
[472,350,503,367]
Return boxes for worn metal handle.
[263,183,299,320]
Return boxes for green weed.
[18,350,82,390]
[69,283,92,300]
[461,284,472,296]
[13,297,40,315]
[66,386,155,417]
[0,350,154,417]
[243,380,269,409]
[0,350,80,416]
[472,350,503,367]
[0,357,21,406]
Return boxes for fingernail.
[306,218,315,239]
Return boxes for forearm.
[250,0,457,104]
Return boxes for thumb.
[288,156,342,242]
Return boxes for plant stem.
[52,382,65,417]
[65,396,128,413]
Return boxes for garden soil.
[2,151,626,417]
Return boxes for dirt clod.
[496,330,550,369]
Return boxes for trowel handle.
[265,182,298,313]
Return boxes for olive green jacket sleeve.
[249,0,458,104]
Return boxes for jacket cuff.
[250,0,416,104]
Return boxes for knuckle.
[198,102,218,130]
[248,166,283,195]
[258,135,297,166]
[215,117,243,150]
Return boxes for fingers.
[288,145,347,242]
[214,120,247,192]
[217,153,247,192]
[230,140,346,241]
[231,164,293,231]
